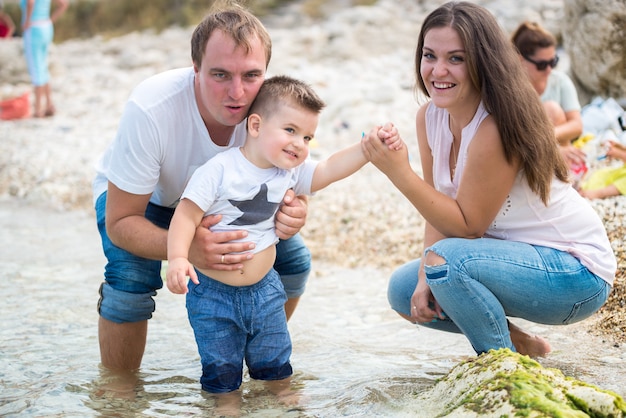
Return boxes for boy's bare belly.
[196,245,276,287]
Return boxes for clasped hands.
[361,122,409,171]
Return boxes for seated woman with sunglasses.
[512,21,585,172]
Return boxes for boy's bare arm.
[310,142,368,192]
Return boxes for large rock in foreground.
[413,349,626,417]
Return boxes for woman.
[362,1,615,357]
[20,0,68,117]
[511,21,585,169]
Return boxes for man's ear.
[248,114,261,137]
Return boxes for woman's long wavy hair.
[414,1,568,204]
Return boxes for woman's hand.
[410,272,445,323]
[361,123,410,177]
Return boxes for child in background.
[20,0,68,117]
[579,140,626,199]
[166,75,402,395]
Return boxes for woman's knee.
[424,250,445,267]
[543,100,566,126]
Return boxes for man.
[93,4,310,371]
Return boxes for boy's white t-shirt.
[182,147,318,253]
[92,67,247,208]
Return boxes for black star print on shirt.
[228,183,280,226]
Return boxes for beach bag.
[0,91,30,120]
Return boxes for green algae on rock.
[412,348,626,417]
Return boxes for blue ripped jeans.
[387,237,610,354]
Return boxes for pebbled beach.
[1,0,625,410]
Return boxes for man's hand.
[188,214,255,271]
[275,189,308,240]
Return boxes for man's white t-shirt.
[92,67,247,208]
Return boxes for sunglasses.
[523,54,559,71]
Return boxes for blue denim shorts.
[95,191,311,323]
[187,268,292,393]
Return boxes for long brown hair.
[414,1,568,203]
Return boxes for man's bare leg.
[99,317,147,370]
[284,297,300,321]
[94,365,139,399]
[508,320,551,357]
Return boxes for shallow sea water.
[1,198,625,417]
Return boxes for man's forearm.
[107,216,169,261]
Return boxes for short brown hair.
[191,2,272,70]
[249,75,325,118]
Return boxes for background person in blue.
[20,0,67,117]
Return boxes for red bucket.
[0,92,31,120]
